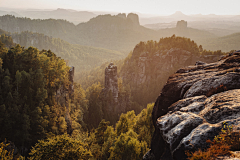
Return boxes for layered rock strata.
[145,52,240,160]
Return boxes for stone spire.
[105,62,118,101]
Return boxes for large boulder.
[147,52,240,160]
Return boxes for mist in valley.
[1,0,240,160]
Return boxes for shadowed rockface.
[144,52,240,160]
[55,66,75,135]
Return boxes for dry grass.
[186,122,240,160]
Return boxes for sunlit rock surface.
[144,52,240,160]
[104,62,118,101]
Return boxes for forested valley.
[0,11,238,160]
[0,33,155,160]
[0,31,233,159]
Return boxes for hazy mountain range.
[1,8,240,66]
[1,8,240,25]
[0,13,218,54]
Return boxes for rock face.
[127,13,140,25]
[117,13,127,19]
[69,66,74,99]
[104,62,118,102]
[116,13,140,25]
[102,63,131,123]
[121,47,221,106]
[55,66,75,135]
[124,48,193,86]
[176,20,187,29]
[145,52,240,160]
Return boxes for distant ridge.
[0,14,219,53]
[168,11,188,19]
[19,8,96,24]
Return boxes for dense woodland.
[0,35,154,160]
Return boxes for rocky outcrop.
[102,63,131,123]
[145,52,240,160]
[124,48,193,86]
[117,13,127,19]
[121,47,221,106]
[104,62,118,101]
[127,13,140,25]
[116,13,140,25]
[69,66,74,99]
[176,20,187,29]
[55,66,75,135]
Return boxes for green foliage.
[0,34,14,48]
[0,141,13,160]
[95,120,110,146]
[85,82,103,129]
[116,111,136,136]
[108,129,148,160]
[0,140,25,160]
[0,42,82,152]
[70,83,88,134]
[85,103,154,160]
[133,103,154,147]
[28,134,92,160]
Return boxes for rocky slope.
[121,42,222,106]
[144,51,240,160]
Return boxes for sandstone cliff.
[121,45,221,106]
[144,52,240,160]
[55,66,75,134]
[102,63,131,123]
[176,20,187,29]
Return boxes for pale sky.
[0,0,240,15]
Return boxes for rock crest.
[146,52,240,160]
[127,13,140,25]
[104,62,118,102]
[176,20,187,29]
[102,63,131,122]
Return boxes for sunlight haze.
[1,0,240,15]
